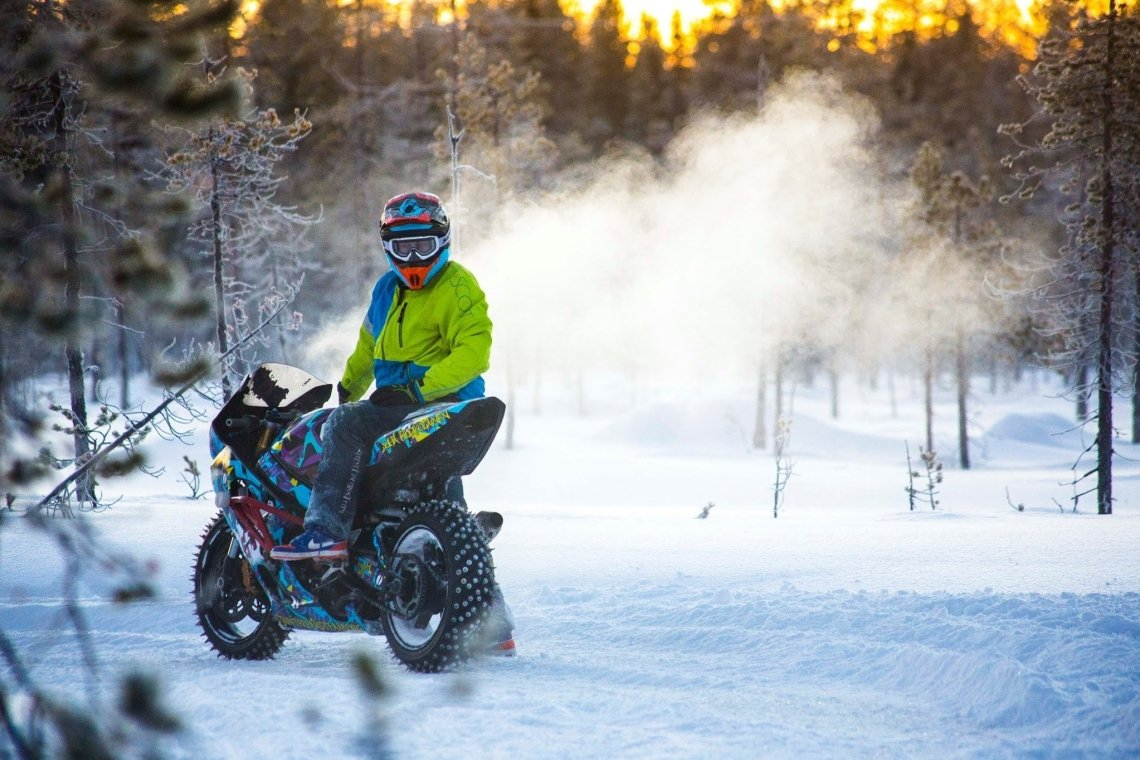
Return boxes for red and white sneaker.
[269,527,348,561]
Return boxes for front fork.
[222,494,303,565]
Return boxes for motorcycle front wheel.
[380,499,496,672]
[193,512,290,660]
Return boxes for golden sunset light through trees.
[231,0,1107,57]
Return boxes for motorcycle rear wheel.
[193,512,290,660]
[380,499,496,672]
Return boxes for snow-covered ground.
[3,374,1139,759]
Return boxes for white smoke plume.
[468,72,903,392]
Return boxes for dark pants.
[303,400,419,539]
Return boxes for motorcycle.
[193,363,506,672]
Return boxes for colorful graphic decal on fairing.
[269,562,380,633]
[257,455,314,508]
[210,447,232,497]
[211,445,270,505]
[251,409,333,507]
[370,400,472,462]
[269,409,333,481]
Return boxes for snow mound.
[594,402,906,461]
[594,401,752,454]
[984,413,1085,448]
[783,413,907,461]
[977,413,1092,467]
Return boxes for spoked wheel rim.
[387,526,449,651]
[193,513,288,659]
[201,537,269,642]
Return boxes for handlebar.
[225,415,262,435]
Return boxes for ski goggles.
[382,233,450,262]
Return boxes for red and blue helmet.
[379,192,451,290]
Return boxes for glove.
[369,382,420,406]
[336,382,351,405]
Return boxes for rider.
[270,191,514,653]
[271,191,491,560]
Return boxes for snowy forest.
[2,0,1140,757]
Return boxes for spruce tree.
[587,0,632,146]
[1002,0,1140,514]
[159,75,315,394]
[628,14,674,152]
[0,0,239,503]
[910,141,999,470]
[442,34,556,239]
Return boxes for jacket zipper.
[397,302,407,347]
[381,290,404,361]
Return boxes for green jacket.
[340,261,492,402]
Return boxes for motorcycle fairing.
[211,489,388,633]
[211,363,332,464]
[242,363,330,410]
[268,409,334,480]
[256,408,334,507]
[211,445,273,512]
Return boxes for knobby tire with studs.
[380,499,496,673]
[193,512,290,660]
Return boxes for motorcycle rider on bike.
[270,191,514,654]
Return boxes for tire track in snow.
[507,582,1140,757]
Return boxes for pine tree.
[508,0,585,137]
[884,10,1030,175]
[1001,0,1140,514]
[1,0,242,753]
[159,73,315,394]
[586,0,632,146]
[910,140,1000,470]
[442,34,556,240]
[0,0,240,503]
[628,14,675,152]
[242,0,346,111]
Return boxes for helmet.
[379,192,451,290]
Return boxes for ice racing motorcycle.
[193,363,506,672]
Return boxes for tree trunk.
[51,71,94,506]
[752,361,767,449]
[0,328,6,422]
[1096,254,1115,515]
[1076,362,1090,422]
[956,332,970,469]
[888,365,898,419]
[1133,269,1139,443]
[774,353,785,428]
[117,301,130,409]
[209,144,232,398]
[924,351,934,454]
[505,362,516,451]
[1095,0,1117,515]
[828,365,839,419]
[88,336,100,401]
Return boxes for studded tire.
[380,499,496,673]
[193,512,290,660]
